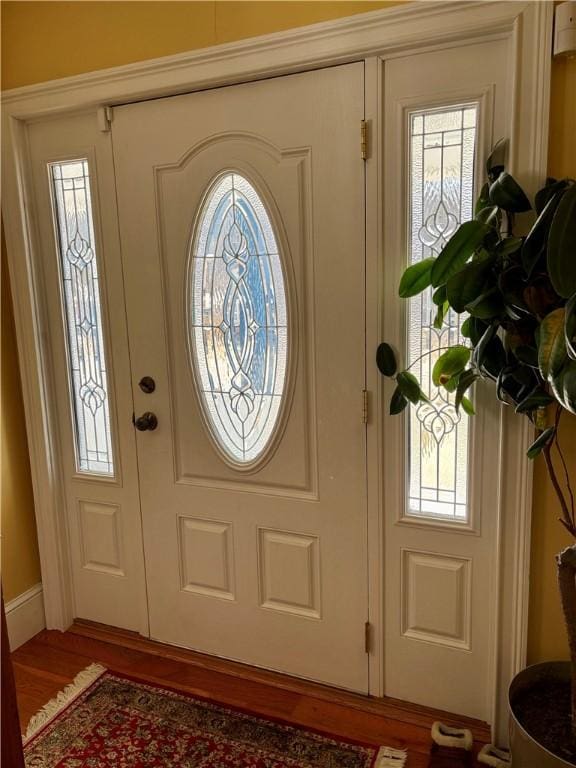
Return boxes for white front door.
[112,64,369,691]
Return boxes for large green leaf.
[376,343,397,377]
[486,139,507,182]
[473,322,497,368]
[465,288,504,320]
[566,293,576,360]
[513,345,539,368]
[389,386,408,415]
[479,336,507,380]
[475,182,491,215]
[432,285,447,306]
[496,366,514,403]
[538,308,567,380]
[535,178,568,216]
[430,220,488,287]
[498,366,527,404]
[527,427,556,459]
[476,206,500,228]
[515,386,555,414]
[548,183,576,298]
[496,237,523,258]
[510,363,538,390]
[399,258,435,298]
[432,346,471,387]
[396,371,423,404]
[522,190,564,276]
[455,369,480,412]
[433,300,450,330]
[464,317,489,346]
[489,172,532,213]
[443,374,459,393]
[550,360,576,415]
[498,266,530,320]
[445,256,495,313]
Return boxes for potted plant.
[377,142,576,766]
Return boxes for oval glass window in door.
[189,172,289,466]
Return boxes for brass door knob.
[134,411,158,431]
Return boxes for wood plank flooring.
[13,624,491,767]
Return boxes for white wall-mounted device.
[554,1,576,57]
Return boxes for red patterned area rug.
[23,664,407,767]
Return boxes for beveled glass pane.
[406,105,478,522]
[50,159,114,476]
[190,172,288,465]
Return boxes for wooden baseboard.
[5,584,45,650]
[71,618,491,741]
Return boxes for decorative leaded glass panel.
[407,105,478,521]
[190,172,288,465]
[50,160,114,475]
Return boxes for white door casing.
[111,64,369,691]
[1,1,552,739]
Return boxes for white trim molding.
[0,1,549,117]
[5,583,46,650]
[1,0,552,740]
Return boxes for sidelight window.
[50,159,114,476]
[406,105,478,521]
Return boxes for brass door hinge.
[361,119,368,160]
[364,621,372,654]
[97,105,113,132]
[362,389,369,424]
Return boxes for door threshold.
[70,619,490,741]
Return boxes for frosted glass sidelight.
[190,172,288,465]
[50,160,114,476]
[406,105,478,521]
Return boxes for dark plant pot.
[509,661,574,767]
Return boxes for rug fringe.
[23,662,107,743]
[375,746,408,767]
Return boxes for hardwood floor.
[13,623,491,767]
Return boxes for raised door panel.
[154,140,315,494]
[179,517,235,600]
[402,550,471,650]
[258,528,321,618]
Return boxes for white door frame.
[1,0,552,740]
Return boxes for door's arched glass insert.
[406,105,478,521]
[50,159,114,475]
[190,172,288,465]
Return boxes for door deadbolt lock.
[133,411,158,431]
[139,376,156,394]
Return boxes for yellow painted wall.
[0,1,574,665]
[0,1,396,90]
[1,232,42,602]
[527,53,576,665]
